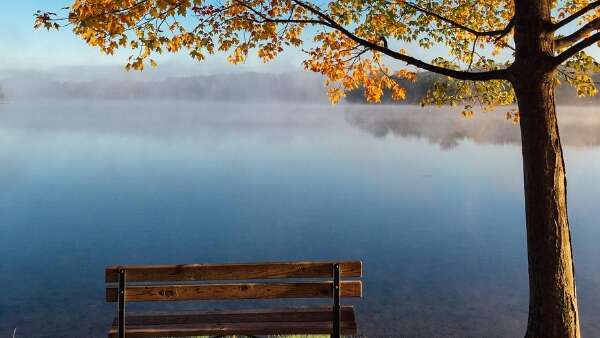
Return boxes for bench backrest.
[105,261,362,303]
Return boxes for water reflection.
[344,105,600,149]
[3,102,598,148]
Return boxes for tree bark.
[514,73,580,338]
[512,1,581,337]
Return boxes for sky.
[1,0,599,77]
[2,1,124,69]
[0,0,308,76]
[0,0,446,77]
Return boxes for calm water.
[1,101,599,337]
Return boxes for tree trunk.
[514,74,580,338]
[512,1,581,336]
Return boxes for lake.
[1,101,599,337]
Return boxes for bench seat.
[108,306,357,337]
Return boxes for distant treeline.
[2,70,600,105]
[3,72,327,102]
[347,72,600,105]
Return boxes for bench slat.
[112,306,355,325]
[106,281,362,302]
[106,261,362,283]
[108,321,358,338]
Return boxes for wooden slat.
[107,321,358,338]
[112,306,355,325]
[106,261,362,283]
[106,281,362,302]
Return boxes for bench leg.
[118,269,126,338]
[332,263,341,338]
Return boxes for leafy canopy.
[36,0,600,114]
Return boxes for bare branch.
[554,31,600,65]
[234,0,330,27]
[555,17,600,49]
[403,2,514,38]
[494,18,515,42]
[552,0,600,31]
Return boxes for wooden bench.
[105,261,363,338]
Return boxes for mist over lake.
[1,101,599,337]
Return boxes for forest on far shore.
[346,72,600,105]
[0,71,598,105]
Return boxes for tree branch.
[403,2,514,38]
[292,0,510,81]
[555,17,600,49]
[552,0,600,31]
[554,31,600,65]
[494,18,515,42]
[234,0,331,27]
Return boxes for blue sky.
[1,1,122,69]
[0,0,445,76]
[2,0,599,76]
[0,0,307,75]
